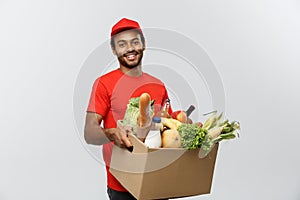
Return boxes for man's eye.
[133,41,140,45]
[118,43,125,47]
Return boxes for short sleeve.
[86,78,110,117]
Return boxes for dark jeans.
[107,187,136,200]
[107,187,169,200]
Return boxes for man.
[84,18,171,200]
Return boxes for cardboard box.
[110,133,218,200]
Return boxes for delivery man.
[84,18,171,200]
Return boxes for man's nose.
[126,43,134,52]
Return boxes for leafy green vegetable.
[122,97,154,131]
[200,135,214,153]
[123,103,140,129]
[202,111,217,130]
[200,113,240,156]
[177,123,208,150]
[128,97,140,108]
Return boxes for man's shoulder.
[96,69,121,82]
[101,69,121,78]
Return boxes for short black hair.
[110,29,145,49]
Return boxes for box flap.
[128,133,148,153]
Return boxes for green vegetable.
[200,112,240,156]
[177,123,208,150]
[213,132,236,143]
[202,111,217,130]
[128,97,140,108]
[200,135,214,153]
[122,97,154,131]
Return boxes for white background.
[1,0,300,200]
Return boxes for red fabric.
[111,18,143,37]
[87,69,171,191]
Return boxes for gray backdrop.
[1,0,300,200]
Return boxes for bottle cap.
[152,117,161,123]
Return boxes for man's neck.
[119,65,142,77]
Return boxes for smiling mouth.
[125,52,138,61]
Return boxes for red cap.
[111,18,143,37]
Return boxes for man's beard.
[117,49,144,69]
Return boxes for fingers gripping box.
[110,133,218,200]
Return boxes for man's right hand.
[104,127,133,148]
[84,112,132,148]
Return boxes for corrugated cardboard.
[110,133,218,200]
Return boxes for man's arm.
[84,112,132,148]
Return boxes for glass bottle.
[155,98,171,118]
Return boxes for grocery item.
[155,98,171,118]
[160,111,240,154]
[137,93,151,127]
[145,117,162,148]
[123,94,154,133]
[185,105,196,117]
[177,123,207,150]
[161,117,182,130]
[171,105,195,123]
[122,95,240,155]
[161,129,181,148]
[199,112,240,156]
[171,110,188,123]
[150,117,163,131]
[194,121,203,128]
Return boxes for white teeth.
[127,55,135,60]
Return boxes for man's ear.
[111,46,116,55]
[142,43,146,51]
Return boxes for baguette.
[138,93,151,127]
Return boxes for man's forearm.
[84,124,111,145]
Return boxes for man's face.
[112,29,145,69]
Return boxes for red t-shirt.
[87,69,171,191]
